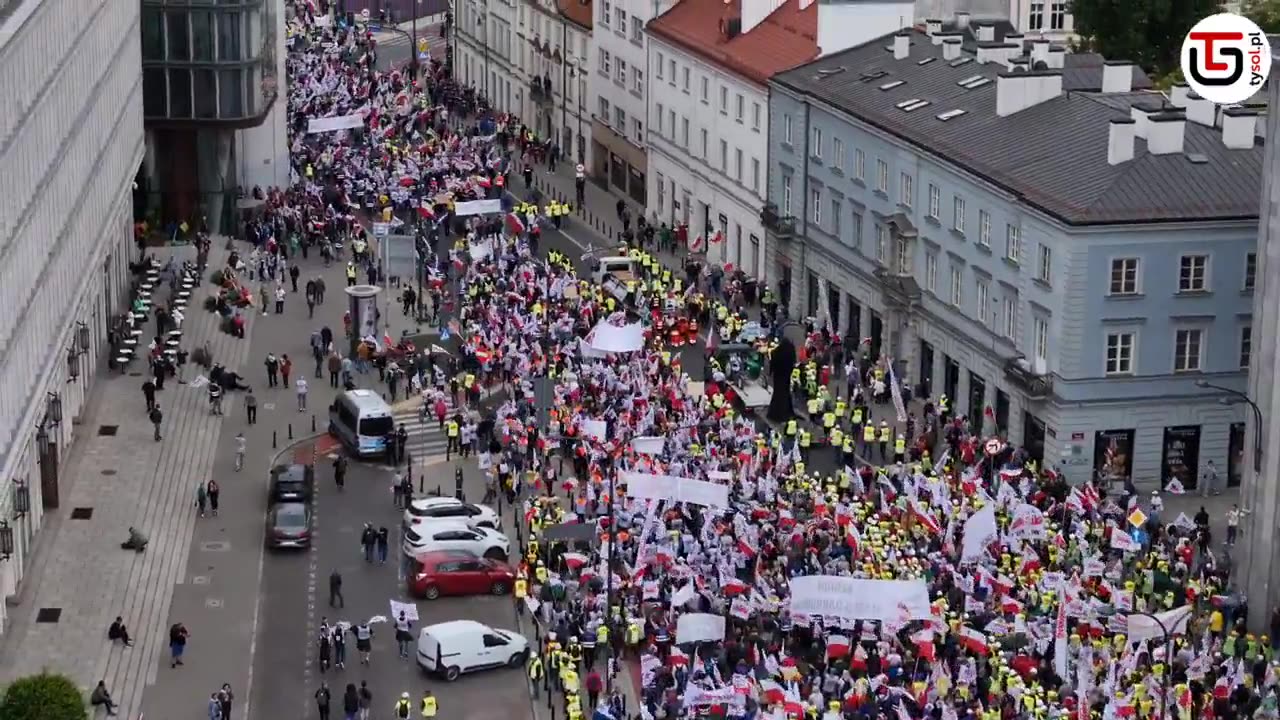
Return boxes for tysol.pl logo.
[1181,13,1271,105]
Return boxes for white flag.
[887,359,908,423]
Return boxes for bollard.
[272,431,278,449]
[288,423,293,440]
[311,414,316,432]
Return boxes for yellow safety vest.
[851,408,864,425]
[863,425,876,442]
[421,697,437,718]
[515,579,528,598]
[785,420,797,436]
[895,437,906,455]
[879,426,891,442]
[447,422,460,437]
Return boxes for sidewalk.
[0,244,254,716]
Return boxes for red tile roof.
[557,0,593,31]
[646,0,818,86]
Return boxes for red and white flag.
[826,634,851,659]
[957,626,990,655]
[910,499,943,535]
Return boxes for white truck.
[590,255,641,302]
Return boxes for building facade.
[456,0,519,117]
[913,0,1073,40]
[514,0,593,166]
[766,29,1260,490]
[0,0,144,629]
[139,0,288,234]
[589,0,673,204]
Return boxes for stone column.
[1240,60,1280,631]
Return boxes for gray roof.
[771,29,1262,225]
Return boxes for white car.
[402,497,500,531]
[402,520,511,560]
[417,620,529,681]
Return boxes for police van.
[328,389,394,457]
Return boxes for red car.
[408,549,516,600]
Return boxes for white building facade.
[456,0,520,116]
[0,0,144,629]
[645,44,771,279]
[515,0,593,165]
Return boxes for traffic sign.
[984,438,1005,456]
[372,222,391,237]
[418,51,429,62]
[1127,508,1148,528]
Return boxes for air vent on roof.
[949,57,973,67]
[859,70,888,83]
[817,67,847,79]
[957,74,983,86]
[880,80,905,90]
[917,57,937,66]
[895,98,922,109]
[902,100,931,112]
[1186,153,1209,164]
[936,109,967,121]
[961,77,992,89]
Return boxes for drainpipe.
[796,100,811,320]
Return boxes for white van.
[328,389,394,457]
[416,620,528,681]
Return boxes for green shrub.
[0,673,87,720]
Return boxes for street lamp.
[46,392,63,426]
[1194,379,1262,472]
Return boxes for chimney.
[1102,61,1133,93]
[1147,111,1187,155]
[1129,103,1156,139]
[976,23,995,42]
[1169,83,1191,108]
[955,10,970,28]
[741,0,785,34]
[996,71,1062,116]
[1046,47,1065,69]
[1008,56,1030,72]
[1108,119,1136,165]
[932,30,960,46]
[925,18,942,35]
[1222,107,1259,149]
[1185,92,1216,127]
[893,32,910,60]
[942,37,962,60]
[1030,39,1050,63]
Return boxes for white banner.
[684,685,745,708]
[631,436,665,455]
[390,599,419,622]
[788,576,932,623]
[307,114,365,133]
[622,472,730,508]
[1125,606,1193,644]
[887,358,908,423]
[961,505,998,564]
[1009,503,1047,540]
[583,419,608,441]
[588,321,646,353]
[454,199,504,216]
[577,337,610,359]
[676,613,726,644]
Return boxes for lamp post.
[1195,379,1262,472]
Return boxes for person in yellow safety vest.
[625,619,643,655]
[514,574,528,600]
[835,398,847,419]
[567,637,582,666]
[806,396,820,419]
[785,418,798,438]
[798,429,812,462]
[822,409,836,436]
[420,691,437,719]
[346,263,357,286]
[394,693,412,720]
[842,435,855,464]
[596,622,609,652]
[878,421,891,463]
[830,426,844,449]
[446,419,461,459]
[561,662,580,693]
[527,654,544,699]
[535,561,548,584]
[545,635,562,671]
[895,434,907,463]
[862,422,877,456]
[851,405,864,426]
[938,394,950,421]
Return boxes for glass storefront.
[1094,429,1135,487]
[1160,425,1202,491]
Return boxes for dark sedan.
[268,463,315,505]
[266,503,312,549]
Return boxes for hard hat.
[402,692,410,699]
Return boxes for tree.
[0,673,87,720]
[1242,0,1280,33]
[1069,0,1221,76]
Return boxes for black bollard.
[312,414,316,432]
[272,430,278,449]
[288,423,293,440]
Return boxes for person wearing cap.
[393,693,411,720]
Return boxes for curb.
[269,431,328,466]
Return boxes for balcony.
[530,76,553,106]
[760,203,796,240]
[1003,357,1054,401]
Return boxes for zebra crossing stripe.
[392,407,455,459]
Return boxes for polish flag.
[667,646,689,666]
[562,552,589,570]
[957,626,990,655]
[721,576,750,596]
[760,680,786,706]
[826,634,851,659]
[737,534,759,558]
[910,499,942,535]
[845,523,862,554]
[1000,597,1024,615]
[994,574,1016,596]
[813,496,829,516]
[998,467,1023,483]
[910,629,936,662]
[783,685,805,717]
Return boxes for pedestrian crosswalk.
[392,401,454,462]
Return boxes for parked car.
[407,549,515,599]
[401,497,499,530]
[268,463,315,505]
[266,503,312,549]
[402,520,510,560]
[416,620,528,681]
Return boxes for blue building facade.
[763,28,1262,489]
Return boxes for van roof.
[421,619,491,638]
[341,389,392,415]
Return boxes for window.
[978,210,991,247]
[783,114,793,144]
[852,211,864,248]
[897,238,912,274]
[720,85,728,113]
[1050,2,1066,29]
[927,183,940,219]
[950,266,964,307]
[669,60,676,84]
[1002,297,1016,339]
[875,224,888,261]
[616,59,627,85]
[735,94,744,122]
[633,119,643,144]
[656,103,664,133]
[782,175,793,215]
[682,67,690,92]
[1245,252,1257,290]
[833,138,845,169]
[1005,225,1021,263]
[811,188,823,225]
[615,107,626,129]
[854,149,865,181]
[734,148,743,181]
[601,0,611,25]
[218,12,243,61]
[633,68,644,94]
[142,7,164,60]
[751,158,760,191]
[632,16,643,42]
[812,127,823,159]
[656,172,665,213]
[1033,318,1049,363]
[616,8,626,29]
[600,49,612,74]
[700,129,708,158]
[167,11,190,61]
[1174,328,1203,372]
[752,102,761,130]
[831,199,842,235]
[1109,258,1139,295]
[1105,332,1135,375]
[1028,1,1044,29]
[876,160,889,192]
[925,253,938,292]
[701,76,709,102]
[668,110,676,138]
[1241,325,1253,369]
[976,280,989,325]
[191,12,214,61]
[720,139,728,170]
[655,52,664,79]
[1179,255,1208,292]
[899,173,913,206]
[953,196,966,232]
[1037,245,1052,283]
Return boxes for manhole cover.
[101,469,117,476]
[200,541,231,552]
[192,575,211,585]
[205,598,224,608]
[69,507,93,520]
[97,425,119,437]
[35,608,62,623]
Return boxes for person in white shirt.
[234,432,247,472]
[296,376,309,411]
[1226,504,1241,545]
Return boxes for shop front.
[1094,428,1135,488]
[1160,425,1202,491]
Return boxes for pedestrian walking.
[275,284,286,314]
[334,455,347,491]
[246,390,258,424]
[150,405,163,441]
[234,432,247,472]
[376,527,389,564]
[169,622,189,667]
[357,682,371,720]
[332,625,347,669]
[352,622,373,664]
[361,524,376,562]
[207,479,220,516]
[329,570,344,608]
[142,379,157,412]
[218,684,234,720]
[195,481,208,517]
[315,681,332,720]
[281,354,293,387]
[394,611,413,658]
[297,376,309,411]
[318,627,332,672]
[343,684,359,720]
[265,353,279,387]
[207,693,222,720]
